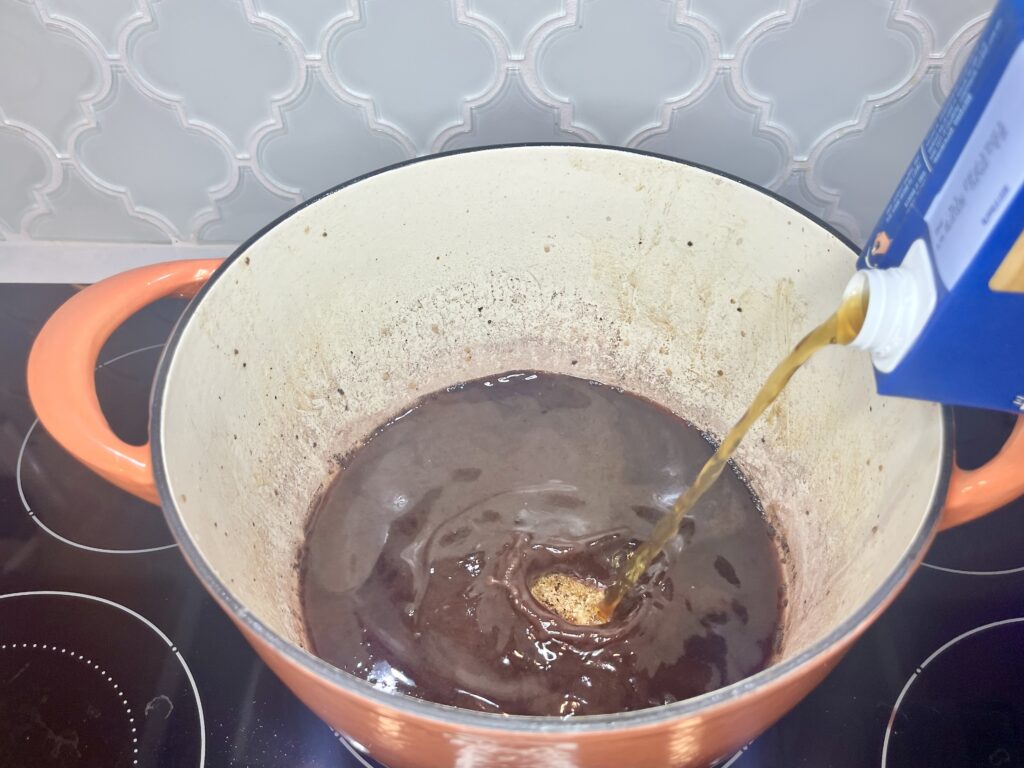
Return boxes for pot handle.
[941,416,1024,530]
[27,259,223,505]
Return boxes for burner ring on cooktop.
[921,562,1024,577]
[0,591,205,767]
[881,616,1024,767]
[0,642,139,760]
[334,730,389,768]
[17,344,177,555]
[717,745,749,766]
[706,741,752,767]
[921,507,1024,577]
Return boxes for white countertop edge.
[0,242,237,284]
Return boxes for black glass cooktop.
[2,283,1023,768]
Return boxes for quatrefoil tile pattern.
[0,0,995,256]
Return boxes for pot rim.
[150,143,952,734]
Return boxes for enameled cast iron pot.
[28,146,1024,768]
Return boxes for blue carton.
[854,0,1024,414]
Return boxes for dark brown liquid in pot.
[300,372,784,716]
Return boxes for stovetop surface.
[2,283,1023,768]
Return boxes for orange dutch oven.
[28,147,1024,767]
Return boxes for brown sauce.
[300,372,785,716]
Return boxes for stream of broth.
[600,283,870,618]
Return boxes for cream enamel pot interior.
[28,146,1024,768]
